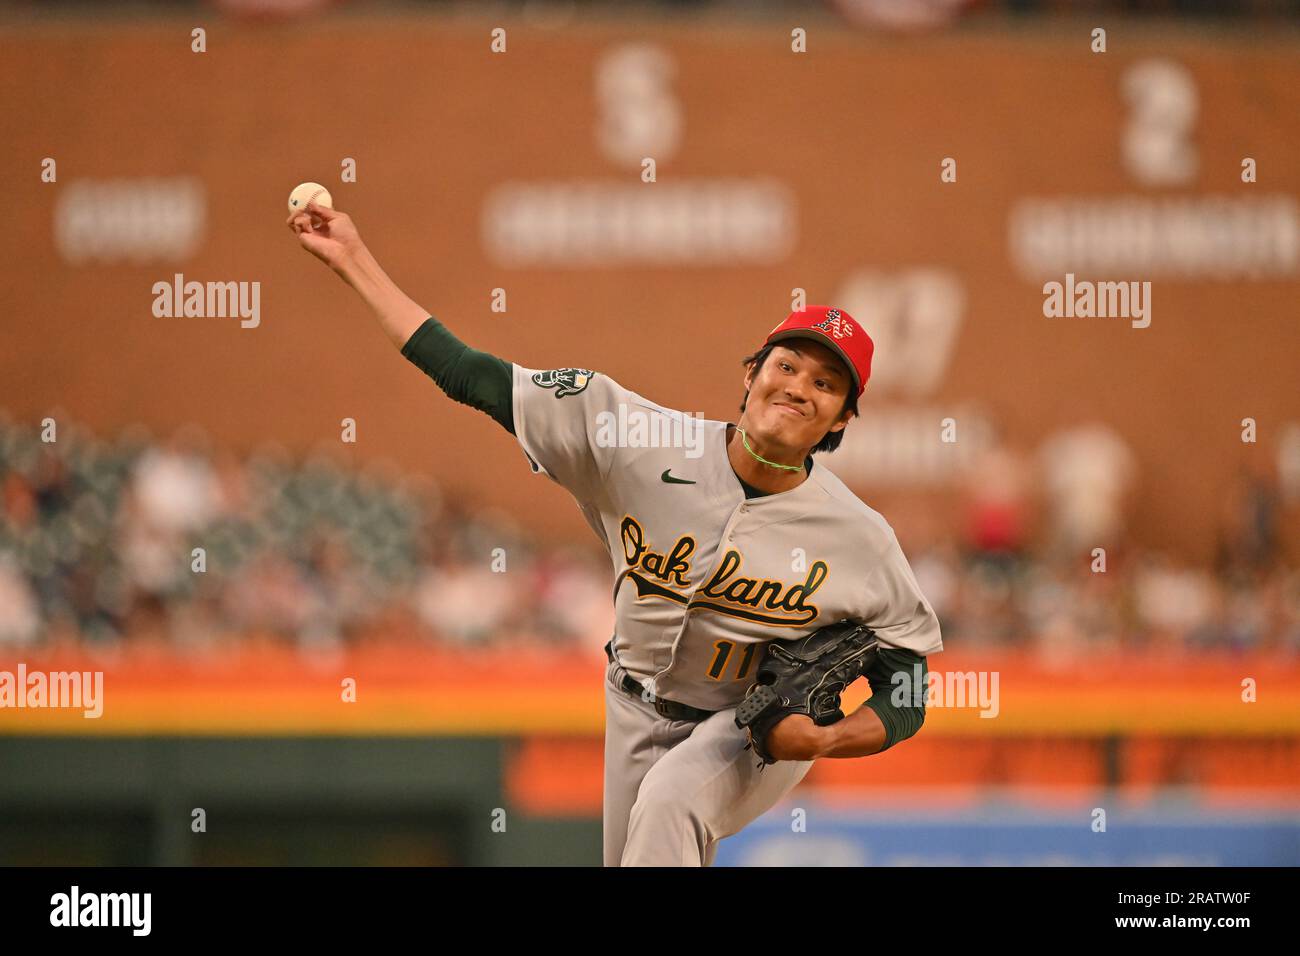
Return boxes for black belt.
[605,640,717,723]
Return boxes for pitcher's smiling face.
[741,340,854,455]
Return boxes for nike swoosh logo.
[661,469,696,485]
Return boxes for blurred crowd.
[0,415,1297,660]
[916,426,1300,661]
[0,416,611,653]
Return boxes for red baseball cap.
[763,305,874,399]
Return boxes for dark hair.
[739,343,858,455]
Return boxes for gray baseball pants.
[602,653,815,866]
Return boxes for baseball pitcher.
[289,202,942,867]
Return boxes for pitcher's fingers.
[305,200,338,220]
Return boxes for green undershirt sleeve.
[400,316,515,435]
[861,646,928,753]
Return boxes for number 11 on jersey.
[707,640,759,681]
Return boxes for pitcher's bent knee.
[622,784,712,866]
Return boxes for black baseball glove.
[734,619,880,765]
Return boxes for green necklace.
[736,426,804,473]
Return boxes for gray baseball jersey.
[512,364,943,712]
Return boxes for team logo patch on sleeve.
[532,368,595,398]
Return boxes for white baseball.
[287,182,333,215]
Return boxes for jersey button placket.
[661,501,748,687]
[725,504,747,542]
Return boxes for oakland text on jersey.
[617,513,827,628]
[619,514,695,588]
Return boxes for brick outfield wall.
[2,20,1298,560]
